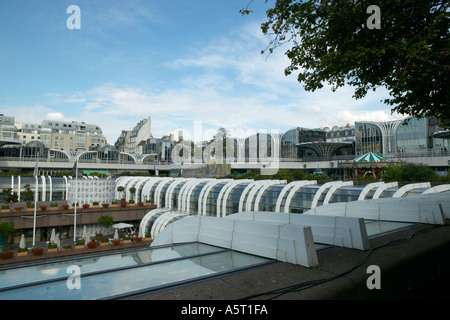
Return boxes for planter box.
[123,240,132,244]
[17,251,28,257]
[100,242,109,246]
[47,248,58,253]
[75,245,85,250]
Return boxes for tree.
[22,184,34,203]
[98,215,114,228]
[2,188,18,203]
[243,1,450,126]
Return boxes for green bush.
[98,215,114,228]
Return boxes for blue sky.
[0,0,404,144]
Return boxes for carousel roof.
[353,152,390,163]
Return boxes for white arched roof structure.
[218,180,253,217]
[185,179,214,214]
[372,182,398,199]
[198,179,232,216]
[282,180,318,213]
[322,181,354,205]
[165,178,189,210]
[154,178,175,208]
[253,180,287,211]
[392,182,431,198]
[422,184,450,194]
[357,182,385,200]
[311,181,343,209]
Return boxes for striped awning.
[353,152,390,163]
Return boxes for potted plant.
[100,238,109,246]
[120,202,127,208]
[26,203,34,211]
[75,240,85,249]
[62,244,72,250]
[17,247,28,256]
[14,206,24,212]
[47,243,58,253]
[39,205,47,211]
[123,236,132,244]
[50,203,58,210]
[133,236,143,243]
[30,247,44,256]
[145,200,152,205]
[61,204,69,210]
[129,200,135,206]
[111,201,118,207]
[87,241,97,249]
[1,205,9,213]
[111,239,121,246]
[145,233,152,241]
[82,203,90,209]
[102,203,109,208]
[137,201,144,207]
[92,201,99,208]
[117,186,125,199]
[0,251,14,260]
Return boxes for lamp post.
[330,161,335,179]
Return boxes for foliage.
[129,187,136,194]
[61,204,69,210]
[381,163,449,183]
[22,184,34,202]
[62,244,72,250]
[17,247,28,253]
[75,240,85,246]
[47,243,57,249]
[112,239,121,245]
[30,247,44,255]
[2,188,18,203]
[0,251,14,260]
[243,0,450,126]
[98,215,114,228]
[0,222,15,237]
[87,241,97,249]
[117,186,125,192]
[133,237,143,242]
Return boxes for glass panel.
[0,246,271,300]
[0,243,223,289]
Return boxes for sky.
[0,0,406,144]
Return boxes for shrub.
[30,247,44,255]
[93,201,99,206]
[48,243,57,249]
[17,247,28,253]
[75,240,85,246]
[87,241,97,249]
[98,215,114,228]
[0,251,14,260]
[62,244,72,250]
